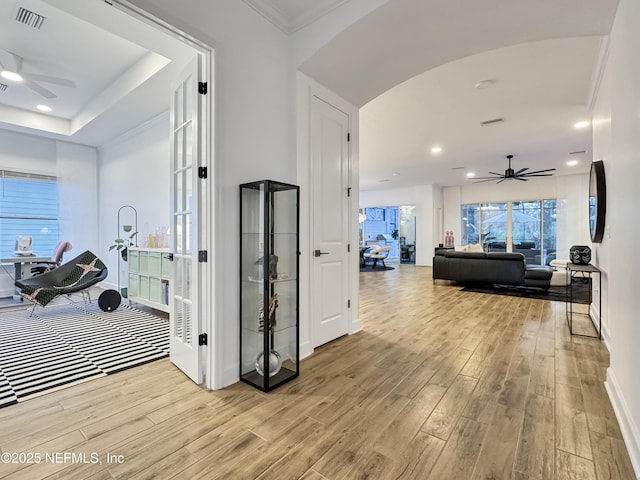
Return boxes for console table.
[565,263,601,338]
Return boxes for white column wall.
[128,0,296,388]
[97,113,170,292]
[56,142,99,255]
[594,0,640,475]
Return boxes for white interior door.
[170,55,204,383]
[311,95,350,348]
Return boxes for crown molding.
[242,0,350,34]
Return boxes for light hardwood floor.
[0,265,635,479]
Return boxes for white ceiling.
[293,0,620,190]
[0,0,622,191]
[0,0,195,147]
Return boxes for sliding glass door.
[461,203,508,252]
[461,199,557,264]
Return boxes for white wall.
[56,142,99,254]
[360,184,435,266]
[594,0,640,475]
[97,113,170,292]
[0,130,99,297]
[128,0,296,388]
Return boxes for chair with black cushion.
[15,250,108,315]
[30,240,73,276]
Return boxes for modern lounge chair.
[15,250,107,315]
[368,246,391,268]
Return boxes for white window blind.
[0,170,59,258]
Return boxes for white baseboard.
[349,316,362,335]
[605,368,640,479]
[222,362,239,388]
[300,340,314,360]
[590,304,610,351]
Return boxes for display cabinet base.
[241,366,298,392]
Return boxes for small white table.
[549,259,571,286]
[1,255,51,300]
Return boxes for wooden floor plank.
[0,264,634,480]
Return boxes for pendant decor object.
[569,245,591,265]
[255,350,282,377]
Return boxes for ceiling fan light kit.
[472,155,556,184]
[0,50,76,99]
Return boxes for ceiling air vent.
[0,83,7,93]
[451,166,465,170]
[15,6,47,29]
[569,150,587,155]
[480,118,504,127]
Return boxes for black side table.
[565,263,601,338]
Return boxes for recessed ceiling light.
[431,146,442,154]
[574,121,590,129]
[0,70,23,82]
[391,172,400,176]
[566,160,579,167]
[36,104,52,112]
[466,172,476,178]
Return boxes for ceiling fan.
[0,50,76,99]
[472,154,556,183]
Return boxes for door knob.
[314,249,329,257]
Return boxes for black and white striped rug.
[0,303,169,408]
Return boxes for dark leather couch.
[433,250,553,289]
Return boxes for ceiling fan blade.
[471,176,502,180]
[473,178,502,184]
[496,178,506,184]
[24,79,56,98]
[521,168,556,175]
[519,174,554,177]
[10,53,23,73]
[21,72,76,88]
[515,167,529,175]
[488,172,503,176]
[515,177,528,181]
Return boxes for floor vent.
[15,6,47,30]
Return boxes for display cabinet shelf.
[240,180,299,392]
[127,247,171,313]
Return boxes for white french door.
[311,95,350,348]
[169,55,206,383]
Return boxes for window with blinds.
[0,170,59,258]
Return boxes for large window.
[0,171,59,258]
[461,199,557,265]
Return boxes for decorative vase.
[569,245,591,265]
[255,350,282,377]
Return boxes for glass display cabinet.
[240,180,299,391]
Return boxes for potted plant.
[109,231,137,261]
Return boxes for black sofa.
[433,250,553,289]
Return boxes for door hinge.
[347,187,351,197]
[347,243,351,253]
[198,166,208,179]
[198,250,208,262]
[348,299,351,308]
[347,133,351,142]
[198,81,208,95]
[199,333,208,346]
